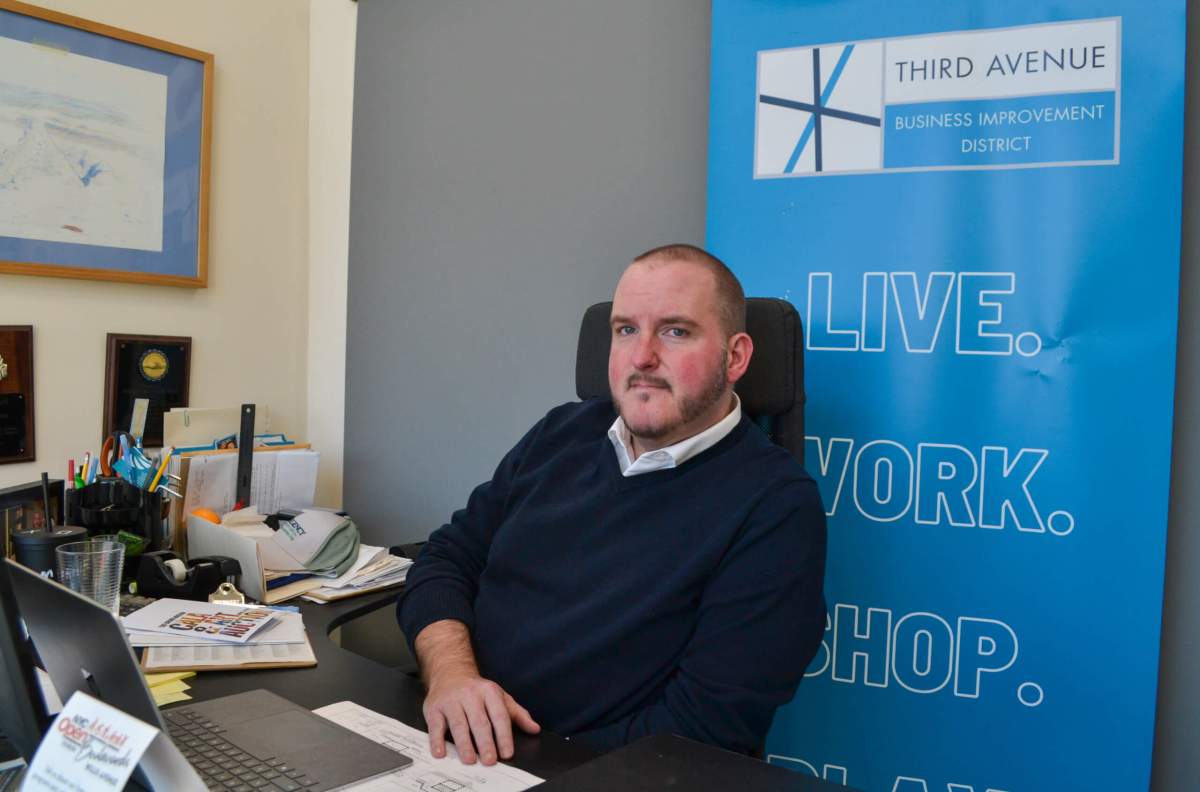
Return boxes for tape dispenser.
[135,551,244,602]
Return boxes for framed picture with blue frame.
[0,0,212,287]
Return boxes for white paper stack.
[122,600,317,672]
[178,448,319,518]
[125,607,304,648]
[301,545,412,603]
[122,599,279,645]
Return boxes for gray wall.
[344,0,711,543]
[345,0,1197,787]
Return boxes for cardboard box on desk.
[186,516,325,604]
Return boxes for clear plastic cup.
[55,538,125,613]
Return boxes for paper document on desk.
[142,639,316,671]
[128,609,307,647]
[300,545,412,603]
[313,701,543,791]
[122,598,278,644]
[181,449,319,516]
[165,406,271,451]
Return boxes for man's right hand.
[414,620,541,765]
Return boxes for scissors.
[100,431,135,477]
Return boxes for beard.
[613,349,730,440]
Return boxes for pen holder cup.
[78,479,141,528]
[66,479,167,577]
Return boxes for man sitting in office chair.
[398,244,826,766]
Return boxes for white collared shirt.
[607,393,743,477]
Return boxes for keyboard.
[164,708,320,791]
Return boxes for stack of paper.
[122,599,317,672]
[124,599,279,644]
[301,545,412,603]
[178,448,320,518]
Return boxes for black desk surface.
[179,591,596,781]
[177,591,851,791]
[534,733,859,791]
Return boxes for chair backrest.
[574,297,806,464]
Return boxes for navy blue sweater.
[398,400,826,754]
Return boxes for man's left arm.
[572,478,827,754]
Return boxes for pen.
[40,472,51,528]
[68,459,75,490]
[148,447,174,493]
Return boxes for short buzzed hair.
[632,244,746,336]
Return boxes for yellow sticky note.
[145,671,196,687]
[153,689,193,707]
[148,680,191,696]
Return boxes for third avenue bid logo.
[755,42,883,177]
[755,20,1119,177]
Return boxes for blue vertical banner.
[707,2,1184,791]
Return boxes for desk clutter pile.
[161,406,412,606]
[122,597,318,673]
[187,508,412,605]
[120,507,411,674]
[7,404,413,613]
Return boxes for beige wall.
[0,1,342,498]
[307,0,356,507]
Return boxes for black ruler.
[235,404,255,508]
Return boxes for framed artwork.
[103,333,190,447]
[0,325,34,464]
[0,1,213,287]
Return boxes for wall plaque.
[103,334,190,447]
[0,325,34,464]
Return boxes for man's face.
[608,259,734,448]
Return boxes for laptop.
[0,559,50,788]
[4,559,411,791]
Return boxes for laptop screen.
[0,560,51,760]
[4,558,165,732]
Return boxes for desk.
[176,591,853,791]
[537,733,857,792]
[180,591,596,781]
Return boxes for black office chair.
[574,297,806,464]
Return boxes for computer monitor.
[0,560,51,760]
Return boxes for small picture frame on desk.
[103,333,191,447]
[0,324,35,464]
[0,478,64,558]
